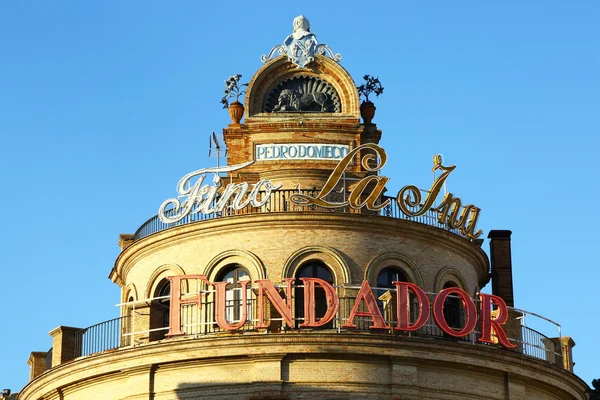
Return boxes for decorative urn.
[360,101,376,124]
[228,101,244,124]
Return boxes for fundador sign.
[165,275,516,349]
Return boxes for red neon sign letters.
[166,275,516,349]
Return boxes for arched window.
[150,279,170,341]
[443,281,462,330]
[217,265,251,325]
[376,267,410,324]
[376,267,409,290]
[123,296,134,346]
[295,261,334,329]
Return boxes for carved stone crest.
[283,16,318,68]
[261,15,342,68]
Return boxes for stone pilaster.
[249,354,286,398]
[27,351,48,380]
[48,326,81,367]
[545,336,576,372]
[390,360,419,400]
[560,336,576,372]
[118,234,134,251]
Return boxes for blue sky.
[1,0,598,392]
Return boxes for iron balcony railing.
[133,189,462,241]
[73,316,126,358]
[71,284,564,370]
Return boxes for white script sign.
[158,161,282,224]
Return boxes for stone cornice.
[113,212,490,287]
[20,333,587,400]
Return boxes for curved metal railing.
[71,285,563,369]
[133,189,462,241]
[73,316,126,357]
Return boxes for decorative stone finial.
[261,15,342,68]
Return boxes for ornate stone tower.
[20,16,587,400]
[224,15,379,191]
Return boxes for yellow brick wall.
[115,213,487,307]
[19,334,588,400]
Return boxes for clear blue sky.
[1,0,598,392]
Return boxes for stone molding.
[20,333,588,400]
[113,213,490,289]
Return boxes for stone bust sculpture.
[283,15,318,68]
[291,15,313,40]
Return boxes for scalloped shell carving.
[263,75,341,113]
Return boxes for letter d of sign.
[299,278,339,327]
[393,282,430,331]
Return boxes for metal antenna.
[209,132,225,168]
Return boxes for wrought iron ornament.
[261,15,342,68]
